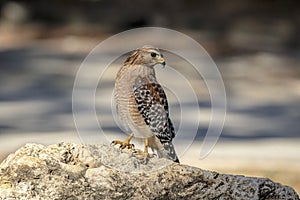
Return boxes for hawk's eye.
[151,52,157,58]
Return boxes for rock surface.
[0,143,298,200]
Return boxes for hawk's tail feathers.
[157,142,179,163]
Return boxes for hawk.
[113,46,179,163]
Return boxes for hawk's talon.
[133,150,154,161]
[132,138,153,160]
[111,133,134,150]
[111,140,134,150]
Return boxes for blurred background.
[0,0,299,193]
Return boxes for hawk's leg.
[144,137,149,154]
[112,133,134,149]
[134,138,154,160]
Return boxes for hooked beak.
[157,57,166,67]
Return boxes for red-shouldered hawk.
[113,46,179,163]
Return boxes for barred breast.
[114,65,154,139]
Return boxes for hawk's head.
[125,46,166,67]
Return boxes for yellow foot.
[133,138,154,161]
[111,140,134,150]
[112,133,134,149]
[133,149,154,160]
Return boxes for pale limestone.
[0,142,298,200]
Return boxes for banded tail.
[158,141,179,163]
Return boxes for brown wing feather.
[133,76,175,142]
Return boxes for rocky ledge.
[0,142,298,200]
